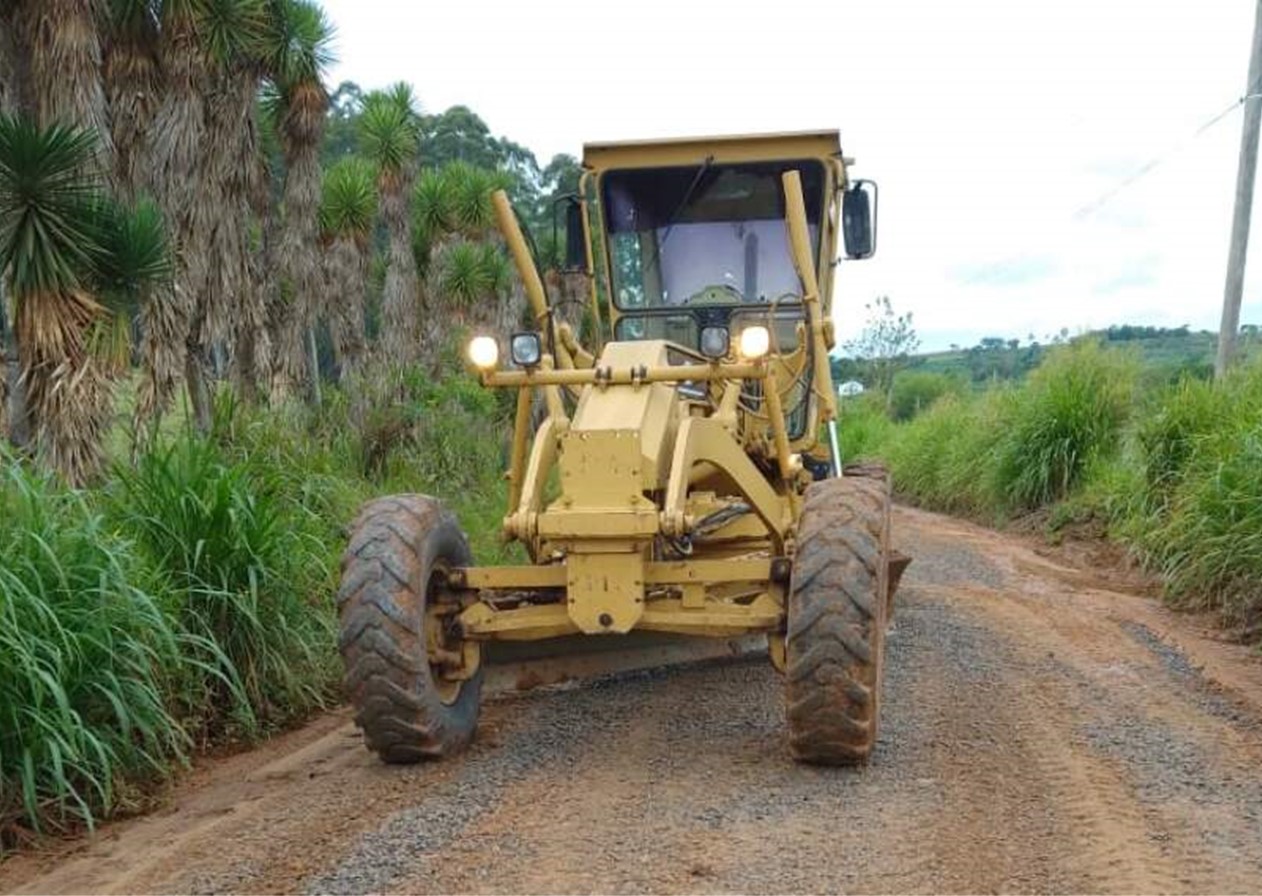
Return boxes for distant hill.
[917,326,1255,385]
[832,324,1261,391]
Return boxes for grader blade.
[889,550,912,598]
[481,633,767,695]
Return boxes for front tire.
[337,495,482,763]
[785,469,892,764]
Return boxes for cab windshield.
[602,159,825,310]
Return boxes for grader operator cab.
[337,131,908,765]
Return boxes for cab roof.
[582,130,843,172]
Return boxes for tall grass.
[991,343,1136,510]
[1127,360,1262,624]
[882,391,1009,516]
[1148,421,1262,622]
[1,356,516,844]
[851,344,1262,634]
[0,461,186,838]
[113,436,337,737]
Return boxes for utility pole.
[1218,0,1262,378]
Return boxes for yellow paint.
[462,131,869,658]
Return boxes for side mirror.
[552,195,588,273]
[564,198,587,272]
[842,180,878,260]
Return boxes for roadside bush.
[113,437,336,738]
[889,370,962,421]
[0,460,186,839]
[1127,360,1262,625]
[837,393,894,461]
[828,344,1262,637]
[1135,376,1231,510]
[1148,420,1262,624]
[882,390,1007,516]
[992,342,1137,510]
[406,372,504,494]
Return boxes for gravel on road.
[4,506,1262,895]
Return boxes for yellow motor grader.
[337,130,907,765]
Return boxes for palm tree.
[140,0,269,433]
[87,197,174,380]
[137,0,212,437]
[360,83,421,368]
[2,0,115,449]
[319,155,375,381]
[196,0,270,423]
[103,0,162,199]
[0,117,107,483]
[413,163,519,358]
[429,240,511,332]
[1,114,175,481]
[8,0,112,171]
[0,2,22,115]
[267,0,334,400]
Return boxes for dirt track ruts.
[3,506,1262,894]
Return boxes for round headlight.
[467,336,499,370]
[699,326,730,360]
[510,332,542,367]
[738,325,771,360]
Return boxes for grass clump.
[837,394,894,462]
[991,342,1136,511]
[0,460,186,840]
[851,343,1262,636]
[1148,421,1262,623]
[1126,361,1262,626]
[0,354,515,845]
[1135,375,1235,510]
[113,435,337,738]
[888,370,963,421]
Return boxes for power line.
[959,92,1253,288]
[1073,95,1251,220]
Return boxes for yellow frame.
[458,132,853,645]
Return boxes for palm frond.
[359,84,419,176]
[320,156,377,239]
[412,166,455,240]
[86,308,135,374]
[263,0,335,87]
[450,164,499,236]
[436,241,493,310]
[87,196,173,313]
[262,0,334,148]
[0,115,103,297]
[479,243,512,297]
[196,0,268,68]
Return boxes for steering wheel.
[686,283,745,306]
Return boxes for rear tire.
[337,495,482,763]
[785,468,891,764]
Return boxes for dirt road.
[4,507,1262,894]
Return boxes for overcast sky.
[321,0,1262,350]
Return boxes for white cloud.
[322,0,1261,350]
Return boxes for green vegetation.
[3,0,1259,857]
[0,367,509,846]
[0,465,187,838]
[844,342,1262,638]
[878,325,1262,391]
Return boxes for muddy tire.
[785,468,891,764]
[337,495,482,763]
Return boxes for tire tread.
[786,468,892,764]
